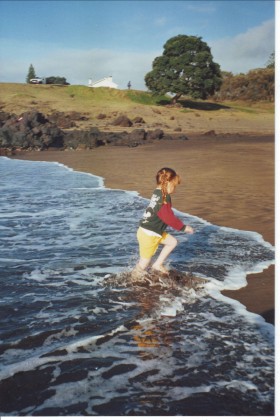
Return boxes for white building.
[88,76,118,89]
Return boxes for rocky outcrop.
[0,110,189,154]
[0,111,64,150]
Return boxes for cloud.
[45,48,159,89]
[0,41,159,90]
[211,18,275,73]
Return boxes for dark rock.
[128,129,146,143]
[64,127,105,149]
[48,111,76,129]
[106,131,129,146]
[0,111,13,127]
[112,115,133,127]
[203,130,216,136]
[155,132,188,142]
[67,111,88,121]
[104,129,149,147]
[0,111,64,150]
[176,134,189,141]
[161,134,172,141]
[97,113,107,119]
[48,111,88,129]
[146,129,164,140]
[132,116,145,124]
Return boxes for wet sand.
[14,134,275,324]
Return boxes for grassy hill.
[0,83,274,135]
[0,83,167,113]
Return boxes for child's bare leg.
[137,257,151,271]
[152,235,177,273]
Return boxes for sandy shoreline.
[13,134,275,324]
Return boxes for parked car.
[30,78,43,84]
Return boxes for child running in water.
[135,167,194,275]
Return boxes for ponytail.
[156,167,181,203]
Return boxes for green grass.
[65,85,130,102]
[126,90,169,105]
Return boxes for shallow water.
[0,157,275,416]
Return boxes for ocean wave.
[0,157,274,416]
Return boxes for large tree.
[145,35,222,103]
[26,64,36,83]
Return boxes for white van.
[30,78,43,84]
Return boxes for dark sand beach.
[15,133,275,324]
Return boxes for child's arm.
[157,202,193,233]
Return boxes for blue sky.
[0,0,276,90]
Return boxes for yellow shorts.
[137,227,169,259]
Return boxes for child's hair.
[156,167,181,203]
